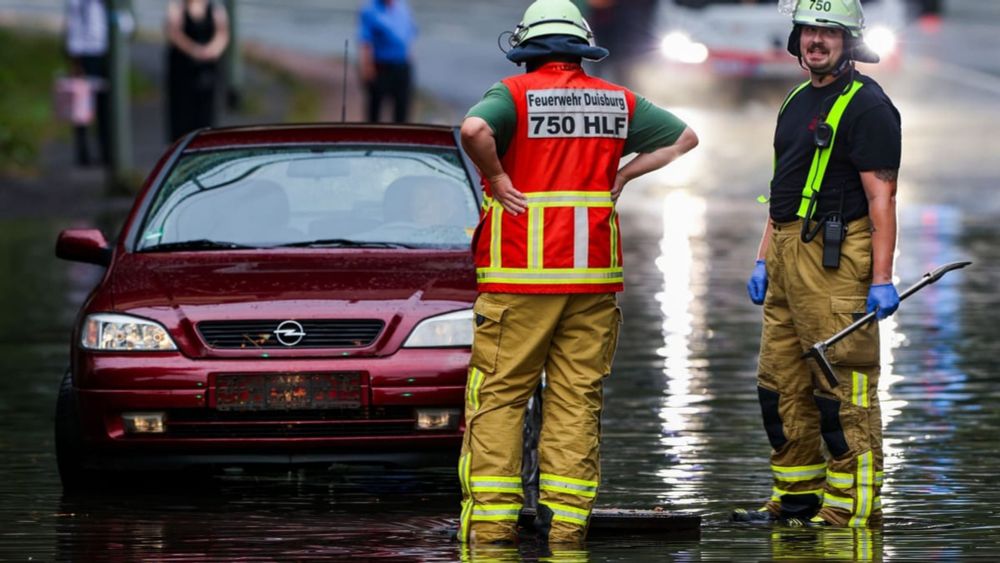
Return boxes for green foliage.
[0,29,66,172]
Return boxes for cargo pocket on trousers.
[826,296,878,367]
[470,297,507,374]
[601,306,623,376]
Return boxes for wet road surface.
[2,1,1000,561]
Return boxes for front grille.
[163,408,427,439]
[197,320,384,349]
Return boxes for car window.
[137,146,479,251]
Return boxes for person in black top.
[735,0,901,529]
[165,0,230,141]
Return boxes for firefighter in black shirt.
[734,0,901,528]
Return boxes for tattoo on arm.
[874,169,898,182]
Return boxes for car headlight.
[80,313,178,351]
[403,309,473,348]
[865,26,897,59]
[661,31,709,65]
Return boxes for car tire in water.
[55,371,97,491]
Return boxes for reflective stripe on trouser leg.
[458,293,566,543]
[816,362,881,526]
[757,232,825,518]
[537,293,619,543]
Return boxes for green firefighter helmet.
[780,0,866,37]
[512,0,595,46]
[779,0,879,63]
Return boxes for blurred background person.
[165,0,230,141]
[357,0,417,123]
[64,0,110,167]
[582,0,656,88]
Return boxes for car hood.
[108,250,476,357]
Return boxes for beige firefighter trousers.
[458,292,621,544]
[757,217,884,527]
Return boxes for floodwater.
[3,4,1000,563]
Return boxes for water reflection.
[654,190,710,508]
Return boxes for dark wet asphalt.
[3,4,1000,563]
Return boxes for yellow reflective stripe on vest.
[539,473,599,498]
[852,371,870,408]
[490,205,503,268]
[827,469,854,489]
[524,191,614,206]
[470,475,523,494]
[540,500,590,525]
[848,451,876,527]
[467,367,484,412]
[483,191,616,275]
[477,268,623,285]
[772,462,827,482]
[471,503,523,521]
[528,205,543,269]
[875,471,884,487]
[771,485,823,502]
[797,80,865,219]
[609,209,620,269]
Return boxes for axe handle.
[804,261,972,388]
[821,260,972,350]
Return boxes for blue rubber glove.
[747,259,768,305]
[866,283,900,320]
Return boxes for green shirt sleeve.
[465,82,516,158]
[623,95,688,155]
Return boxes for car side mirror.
[56,229,112,266]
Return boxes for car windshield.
[137,145,479,251]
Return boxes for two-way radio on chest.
[797,66,860,269]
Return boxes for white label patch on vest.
[525,89,629,139]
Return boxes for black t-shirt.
[769,72,901,223]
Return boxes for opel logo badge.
[274,320,306,346]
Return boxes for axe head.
[803,342,839,389]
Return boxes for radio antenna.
[342,39,349,122]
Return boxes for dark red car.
[54,124,481,488]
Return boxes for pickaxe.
[804,260,973,388]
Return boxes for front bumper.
[72,348,468,460]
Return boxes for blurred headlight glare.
[865,26,897,59]
[81,313,177,351]
[403,309,473,348]
[661,31,709,64]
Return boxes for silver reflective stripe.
[823,493,854,511]
[827,470,854,489]
[478,270,622,281]
[540,479,597,496]
[540,501,590,525]
[490,206,503,268]
[471,504,522,521]
[529,206,543,269]
[849,451,875,527]
[526,193,612,205]
[772,463,827,482]
[574,207,589,269]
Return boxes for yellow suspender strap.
[772,81,812,172]
[796,80,865,219]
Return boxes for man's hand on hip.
[489,173,528,215]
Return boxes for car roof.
[185,123,460,152]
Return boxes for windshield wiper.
[142,239,260,252]
[275,239,415,249]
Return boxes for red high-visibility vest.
[474,62,636,294]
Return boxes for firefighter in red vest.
[457,0,699,546]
